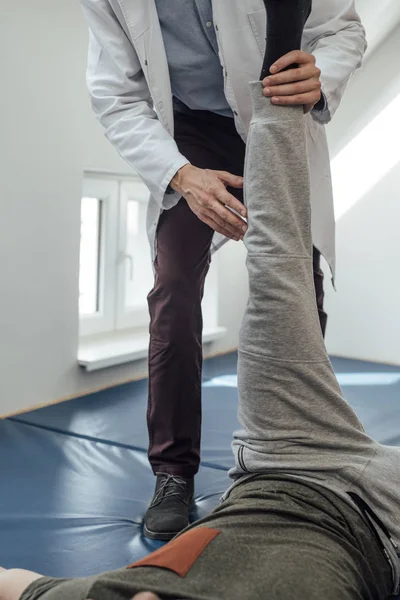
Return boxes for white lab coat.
[80,0,367,277]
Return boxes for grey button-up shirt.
[155,0,233,117]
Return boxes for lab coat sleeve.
[80,0,188,208]
[303,0,367,124]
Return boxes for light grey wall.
[326,26,400,160]
[324,24,400,365]
[0,0,248,417]
[3,1,397,420]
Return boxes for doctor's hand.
[262,50,322,113]
[170,164,247,241]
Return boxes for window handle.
[120,253,134,281]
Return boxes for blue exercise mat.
[1,352,399,598]
[0,418,229,576]
[14,354,400,453]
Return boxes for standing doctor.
[79,0,366,540]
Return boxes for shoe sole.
[143,524,181,541]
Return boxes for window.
[79,197,102,316]
[115,181,154,330]
[79,174,221,345]
[78,178,118,337]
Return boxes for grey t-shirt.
[155,0,233,117]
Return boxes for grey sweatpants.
[21,477,391,600]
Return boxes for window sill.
[78,326,227,372]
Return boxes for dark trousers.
[147,108,327,477]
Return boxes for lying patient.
[2,2,400,599]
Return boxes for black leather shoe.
[144,473,194,541]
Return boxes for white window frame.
[116,179,152,331]
[79,177,119,337]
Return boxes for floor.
[0,352,399,588]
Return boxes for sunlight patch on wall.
[331,92,400,221]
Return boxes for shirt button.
[206,21,212,28]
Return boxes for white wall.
[356,0,400,59]
[5,1,397,420]
[0,0,248,417]
[324,24,400,365]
